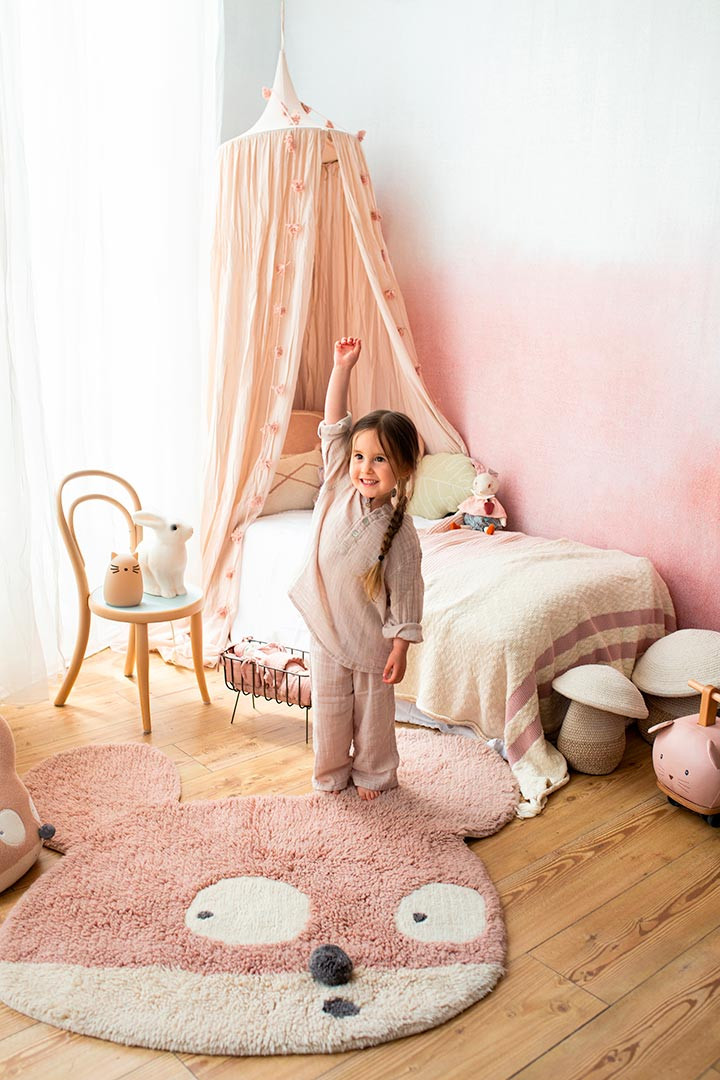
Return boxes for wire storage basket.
[222,639,312,743]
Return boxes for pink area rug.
[0,729,518,1055]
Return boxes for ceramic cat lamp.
[103,552,143,607]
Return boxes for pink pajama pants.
[310,638,399,792]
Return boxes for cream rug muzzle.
[0,730,518,1055]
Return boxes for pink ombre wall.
[225,1,720,629]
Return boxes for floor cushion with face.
[0,717,55,893]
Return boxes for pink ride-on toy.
[649,679,720,827]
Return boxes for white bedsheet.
[232,510,315,653]
[232,510,440,653]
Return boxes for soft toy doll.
[0,716,55,892]
[458,462,507,534]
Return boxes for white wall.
[222,0,279,141]
[223,1,720,629]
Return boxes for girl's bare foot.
[357,786,381,801]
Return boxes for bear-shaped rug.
[0,730,518,1055]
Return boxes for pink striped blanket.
[399,523,676,817]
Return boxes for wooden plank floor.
[1,649,719,1080]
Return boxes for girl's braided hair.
[348,410,421,601]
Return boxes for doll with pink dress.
[458,463,507,533]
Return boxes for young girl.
[289,336,424,800]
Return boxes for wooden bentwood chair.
[54,470,210,734]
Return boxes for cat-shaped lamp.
[102,552,143,607]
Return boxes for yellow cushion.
[407,453,476,519]
[261,450,322,516]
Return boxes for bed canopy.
[200,38,466,662]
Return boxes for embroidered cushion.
[260,450,322,516]
[407,453,476,519]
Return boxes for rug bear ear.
[22,744,182,854]
[393,728,519,837]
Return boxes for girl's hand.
[383,640,408,684]
[333,336,362,369]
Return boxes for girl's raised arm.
[325,337,362,424]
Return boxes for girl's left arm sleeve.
[382,529,424,642]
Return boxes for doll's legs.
[309,639,354,791]
[351,671,399,792]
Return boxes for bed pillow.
[407,453,476,519]
[260,450,322,516]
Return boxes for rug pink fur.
[0,729,518,1055]
[24,742,181,853]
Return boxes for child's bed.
[232,504,676,817]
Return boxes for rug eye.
[396,883,486,943]
[186,876,310,945]
[0,810,26,847]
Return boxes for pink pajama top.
[289,413,423,675]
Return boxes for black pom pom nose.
[38,824,55,840]
[309,944,353,986]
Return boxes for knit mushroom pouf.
[632,629,720,744]
[553,665,649,774]
[638,696,700,744]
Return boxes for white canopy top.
[243,49,352,139]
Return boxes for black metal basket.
[222,639,311,743]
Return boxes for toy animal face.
[0,800,41,892]
[472,471,499,498]
[168,522,193,542]
[0,718,46,893]
[0,734,518,1054]
[652,715,720,809]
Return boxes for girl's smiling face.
[350,429,397,504]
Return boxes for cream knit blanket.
[399,521,675,817]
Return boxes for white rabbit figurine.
[131,510,193,598]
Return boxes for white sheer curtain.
[0,8,62,702]
[0,1,223,701]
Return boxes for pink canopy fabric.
[199,51,467,663]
